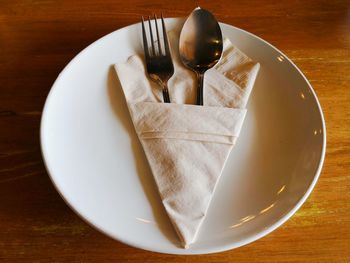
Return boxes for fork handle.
[156,79,171,103]
[162,88,170,103]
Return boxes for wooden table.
[1,0,349,262]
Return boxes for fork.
[141,15,174,103]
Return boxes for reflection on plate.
[40,18,326,254]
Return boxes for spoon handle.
[162,88,171,103]
[197,73,204,105]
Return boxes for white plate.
[40,18,326,254]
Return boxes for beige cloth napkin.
[114,30,260,248]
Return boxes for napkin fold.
[114,30,260,248]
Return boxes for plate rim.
[40,18,327,255]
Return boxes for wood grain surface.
[0,0,349,262]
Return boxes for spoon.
[179,8,223,105]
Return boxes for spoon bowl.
[179,8,223,105]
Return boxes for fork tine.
[148,16,156,56]
[154,14,162,56]
[161,14,171,56]
[141,16,150,59]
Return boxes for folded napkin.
[114,30,260,248]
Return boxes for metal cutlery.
[141,15,174,103]
[179,8,223,105]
